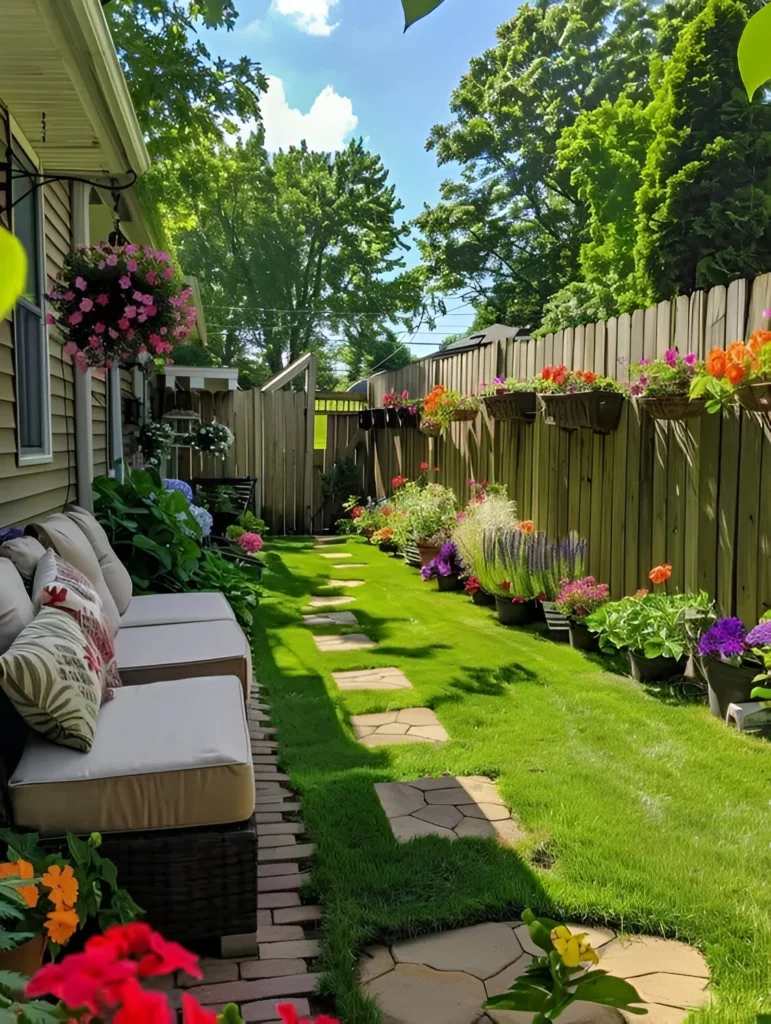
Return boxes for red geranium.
[350,506,364,519]
[419,461,429,471]
[392,476,408,489]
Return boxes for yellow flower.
[550,925,600,968]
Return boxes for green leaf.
[402,0,447,31]
[0,227,27,321]
[67,832,91,868]
[483,981,550,1012]
[200,0,225,26]
[0,972,28,997]
[750,685,771,700]
[11,1000,62,1024]
[573,971,647,1011]
[738,3,771,101]
[133,535,173,570]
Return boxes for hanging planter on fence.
[735,381,771,414]
[482,392,537,423]
[385,408,401,428]
[358,410,374,431]
[539,391,625,434]
[451,405,479,423]
[419,419,442,437]
[639,395,707,421]
[397,408,420,428]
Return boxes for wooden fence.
[364,274,771,622]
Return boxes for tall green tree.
[634,0,771,302]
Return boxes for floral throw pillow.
[0,608,103,751]
[33,551,120,700]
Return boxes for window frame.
[11,142,52,466]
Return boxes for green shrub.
[239,511,268,535]
[587,591,713,660]
[192,552,262,630]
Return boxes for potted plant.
[421,385,480,433]
[189,420,234,460]
[528,531,588,642]
[0,830,139,974]
[481,527,537,625]
[629,349,705,420]
[697,617,760,718]
[388,476,458,565]
[747,616,771,705]
[690,321,771,414]
[555,576,611,651]
[421,541,464,591]
[372,526,398,553]
[383,391,421,428]
[46,243,195,372]
[480,377,538,423]
[537,366,625,434]
[586,580,713,681]
[464,574,495,605]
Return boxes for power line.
[201,302,475,317]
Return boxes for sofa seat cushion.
[0,558,35,656]
[115,620,251,698]
[119,592,236,630]
[8,676,255,835]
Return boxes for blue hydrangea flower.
[163,478,193,502]
[189,503,213,538]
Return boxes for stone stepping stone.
[313,633,376,652]
[334,563,367,568]
[302,611,359,626]
[313,536,346,545]
[352,709,448,747]
[307,596,356,609]
[333,668,413,691]
[374,776,523,844]
[319,552,351,559]
[359,923,710,1024]
[320,579,366,589]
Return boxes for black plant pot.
[628,650,687,682]
[482,392,537,423]
[542,602,570,643]
[385,408,401,429]
[378,541,399,554]
[397,408,420,429]
[472,589,496,607]
[539,391,625,434]
[437,573,461,592]
[496,597,535,626]
[703,657,758,720]
[372,409,387,429]
[358,410,374,431]
[568,621,599,652]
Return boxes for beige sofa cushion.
[64,505,133,615]
[0,537,46,592]
[0,559,35,656]
[0,608,103,752]
[119,591,236,629]
[9,676,255,835]
[115,620,251,698]
[27,516,120,635]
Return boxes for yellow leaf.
[0,225,27,320]
[738,3,771,101]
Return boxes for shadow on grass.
[432,662,541,704]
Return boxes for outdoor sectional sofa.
[0,507,258,944]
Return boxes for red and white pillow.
[32,550,121,701]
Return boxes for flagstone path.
[313,633,376,652]
[307,595,356,608]
[302,612,359,626]
[352,709,448,747]
[320,579,366,588]
[375,776,523,843]
[334,562,367,568]
[319,552,352,559]
[333,667,413,691]
[359,922,710,1024]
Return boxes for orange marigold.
[423,385,446,415]
[725,362,746,385]
[706,348,726,378]
[726,340,749,364]
[649,564,672,585]
[42,864,79,910]
[517,520,535,534]
[748,329,771,354]
[45,908,79,945]
[0,859,38,909]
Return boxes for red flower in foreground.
[85,922,202,980]
[26,950,138,1014]
[114,978,170,1024]
[350,506,364,519]
[277,1004,339,1024]
[392,475,408,489]
[182,993,218,1024]
[499,580,511,591]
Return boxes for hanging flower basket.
[46,243,196,372]
[482,392,537,423]
[639,395,707,421]
[539,391,625,434]
[735,381,771,414]
[452,406,479,423]
[186,420,234,460]
[420,419,442,437]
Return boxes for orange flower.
[726,340,749,364]
[517,520,535,534]
[648,564,672,585]
[706,348,726,378]
[581,370,598,385]
[42,864,79,910]
[749,329,771,354]
[423,385,447,415]
[0,859,38,908]
[725,362,746,385]
[45,908,79,945]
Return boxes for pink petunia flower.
[763,309,771,318]
[64,291,75,302]
[75,276,88,291]
[94,322,105,334]
[98,261,106,269]
[127,260,138,272]
[74,351,89,373]
[80,298,93,313]
[64,341,79,356]
[118,318,130,331]
[145,305,157,317]
[119,276,132,290]
[105,254,118,267]
[664,348,678,367]
[68,311,83,325]
[146,271,157,286]
[108,328,119,340]
[46,314,56,326]
[125,243,139,255]
[684,352,697,367]
[163,267,174,280]
[123,306,137,319]
[96,294,109,306]
[88,337,102,350]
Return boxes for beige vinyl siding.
[92,372,108,479]
[0,172,77,529]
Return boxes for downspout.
[71,181,94,508]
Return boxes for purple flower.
[493,376,506,385]
[699,618,747,659]
[747,621,771,647]
[638,357,651,366]
[684,353,697,368]
[638,374,649,387]
[763,309,771,318]
[665,348,678,367]
[421,563,438,581]
[630,383,644,397]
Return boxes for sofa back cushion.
[0,537,45,593]
[32,550,120,700]
[26,515,120,635]
[0,559,35,656]
[0,607,103,752]
[64,505,133,616]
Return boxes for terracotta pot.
[539,391,625,434]
[542,602,570,643]
[417,543,441,567]
[639,395,707,421]
[437,573,461,592]
[496,597,535,626]
[702,656,758,719]
[0,934,45,976]
[482,392,536,423]
[735,381,771,414]
[628,650,687,682]
[568,621,599,652]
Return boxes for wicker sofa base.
[101,815,258,943]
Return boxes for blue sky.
[199,0,516,358]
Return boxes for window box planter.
[495,597,536,626]
[542,601,570,642]
[452,406,479,423]
[639,395,707,421]
[397,408,420,429]
[417,542,441,567]
[384,408,401,428]
[358,410,374,431]
[701,656,758,719]
[568,621,599,652]
[539,391,625,434]
[628,650,687,682]
[735,381,771,414]
[371,409,388,429]
[482,392,537,423]
[437,573,461,592]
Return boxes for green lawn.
[253,537,771,1023]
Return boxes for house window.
[12,148,51,463]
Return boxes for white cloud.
[271,0,339,36]
[246,76,357,153]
